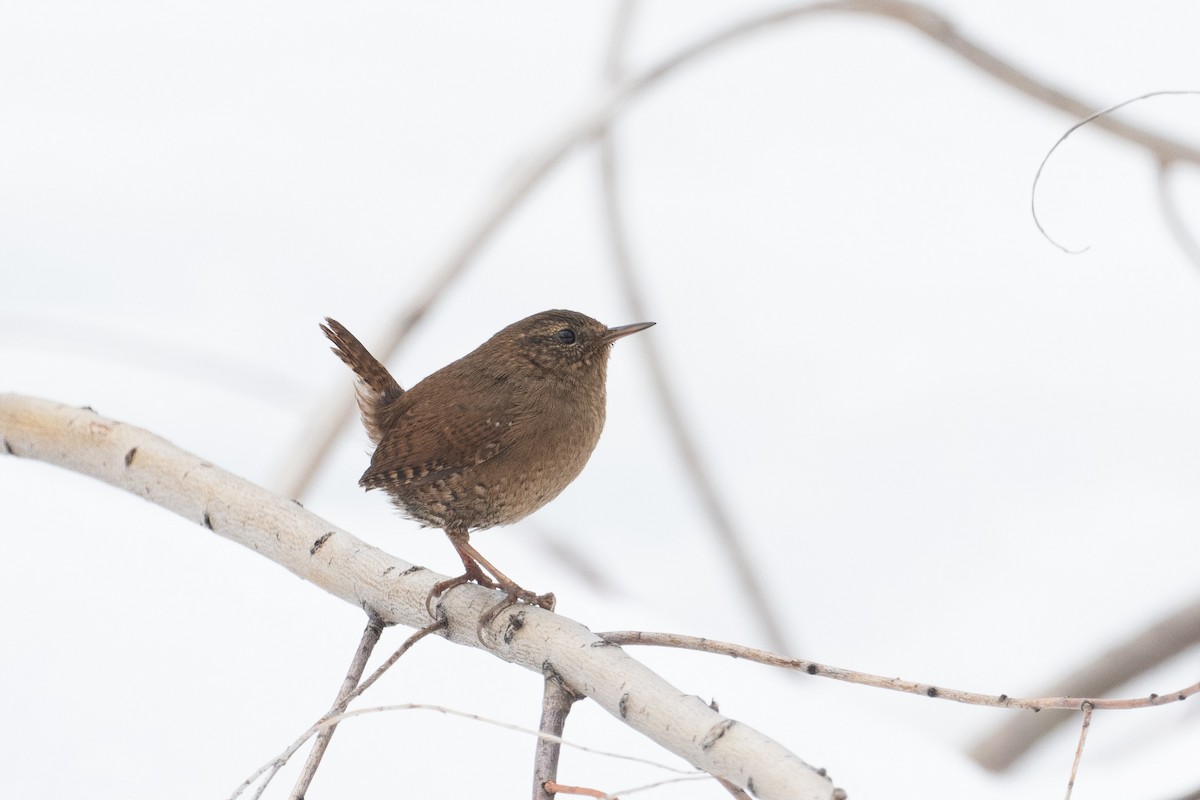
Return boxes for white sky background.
[3,1,1200,798]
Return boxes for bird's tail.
[321,318,404,445]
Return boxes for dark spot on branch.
[619,693,629,718]
[806,664,819,675]
[701,719,735,751]
[540,661,583,700]
[310,531,334,555]
[124,447,137,467]
[1149,693,1159,700]
[3,438,13,455]
[80,405,95,412]
[926,687,939,698]
[541,661,564,684]
[362,606,393,628]
[292,498,304,507]
[1179,694,1187,702]
[383,566,395,576]
[503,610,526,644]
[816,768,827,777]
[999,694,1008,703]
[202,511,213,530]
[747,777,756,794]
[400,565,424,576]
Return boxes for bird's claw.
[426,573,555,623]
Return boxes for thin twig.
[234,620,446,800]
[235,700,700,800]
[1030,90,1200,253]
[1063,702,1094,800]
[545,781,614,799]
[318,704,702,774]
[597,2,794,654]
[601,630,1200,711]
[290,618,384,799]
[533,671,583,800]
[1155,159,1200,272]
[277,0,1200,501]
[346,618,448,705]
[603,776,719,797]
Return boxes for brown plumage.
[322,310,653,615]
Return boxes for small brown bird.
[322,310,653,616]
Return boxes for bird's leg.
[448,530,499,588]
[425,529,556,620]
[426,529,497,615]
[454,535,557,614]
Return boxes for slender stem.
[1155,159,1200,272]
[602,630,1200,711]
[289,618,384,799]
[1063,703,1094,800]
[532,673,583,800]
[597,0,794,653]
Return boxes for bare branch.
[1063,702,1094,800]
[533,670,582,800]
[235,619,446,800]
[543,781,612,799]
[0,394,837,800]
[597,1,794,654]
[1162,786,1200,800]
[289,619,384,800]
[348,618,448,704]
[1155,159,1200,271]
[601,630,1200,711]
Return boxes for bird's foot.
[425,565,499,617]
[498,578,555,613]
[477,583,556,632]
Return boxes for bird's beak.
[602,321,655,343]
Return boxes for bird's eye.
[555,328,577,344]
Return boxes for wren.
[322,310,653,617]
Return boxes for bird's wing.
[358,369,526,490]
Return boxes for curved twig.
[1030,90,1200,253]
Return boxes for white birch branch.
[0,393,838,800]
